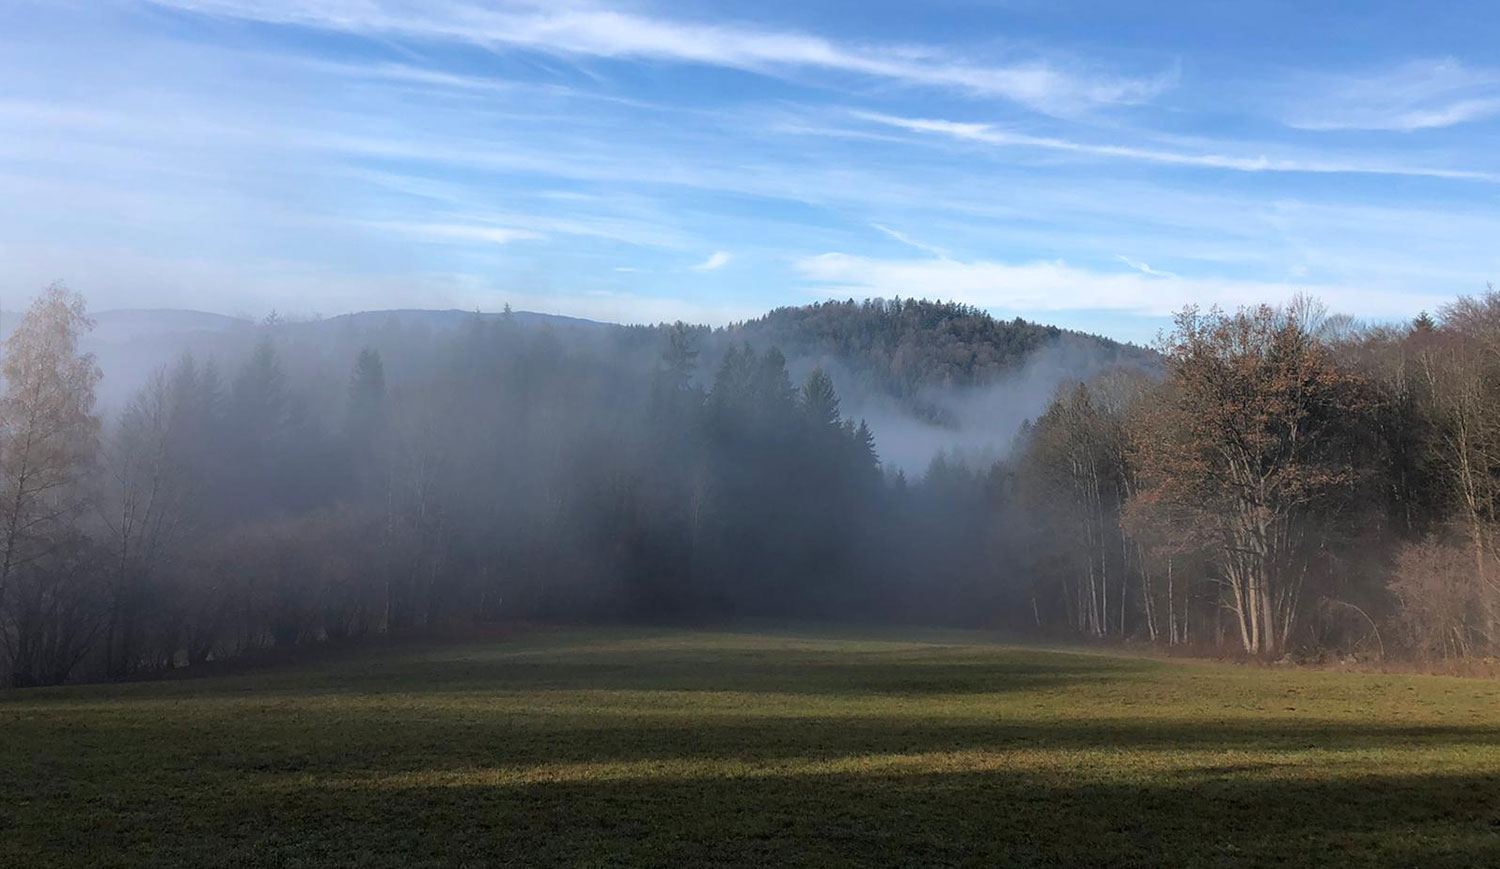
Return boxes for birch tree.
[0,284,102,684]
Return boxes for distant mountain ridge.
[0,307,611,407]
[24,303,1148,441]
[77,306,607,334]
[319,308,609,331]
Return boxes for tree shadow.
[356,768,1500,867]
[19,764,1500,867]
[9,634,1500,867]
[303,641,1154,698]
[186,717,1500,776]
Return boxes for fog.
[8,286,1493,687]
[839,340,1153,473]
[43,306,1139,475]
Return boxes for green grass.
[4,626,1500,867]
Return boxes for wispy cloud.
[1283,59,1500,131]
[1114,255,1176,278]
[872,223,949,259]
[796,251,1438,319]
[143,0,1168,114]
[850,110,1500,181]
[692,251,732,271]
[373,222,545,245]
[6,2,1497,330]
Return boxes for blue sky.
[3,1,1499,342]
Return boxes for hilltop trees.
[721,299,1150,425]
[743,299,1072,396]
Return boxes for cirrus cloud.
[142,0,1170,115]
[1282,58,1500,132]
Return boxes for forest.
[2,284,1499,686]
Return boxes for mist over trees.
[3,285,1500,686]
[1018,296,1500,660]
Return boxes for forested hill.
[723,298,1152,398]
[73,300,1148,419]
[38,299,1148,474]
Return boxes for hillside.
[70,299,1143,397]
[48,308,606,408]
[57,300,1146,468]
[730,298,1150,397]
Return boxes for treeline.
[0,286,888,686]
[4,284,1500,686]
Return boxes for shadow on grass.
[179,716,1500,776]
[18,764,1500,867]
[8,633,1500,868]
[319,768,1500,868]
[306,643,1158,697]
[5,643,1152,705]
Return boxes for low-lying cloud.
[796,251,1438,320]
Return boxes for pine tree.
[800,368,840,429]
[232,340,289,442]
[347,347,386,438]
[852,419,879,471]
[659,322,699,393]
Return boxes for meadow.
[4,626,1499,867]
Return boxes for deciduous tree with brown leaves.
[1133,300,1371,657]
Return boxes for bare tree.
[98,370,196,676]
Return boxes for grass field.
[4,626,1500,867]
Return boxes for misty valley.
[8,283,1500,864]
[10,0,1500,864]
[7,286,1500,680]
[6,285,1500,866]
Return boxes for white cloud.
[851,110,1500,181]
[144,0,1168,114]
[1283,59,1500,132]
[795,251,1440,320]
[692,251,731,271]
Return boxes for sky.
[3,0,1499,343]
